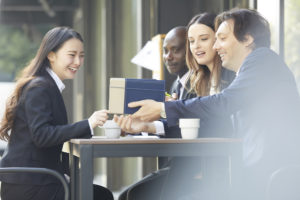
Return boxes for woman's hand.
[88,109,109,128]
[113,115,156,134]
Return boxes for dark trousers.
[1,182,114,200]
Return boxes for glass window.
[257,0,280,54]
[257,0,300,92]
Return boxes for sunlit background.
[0,0,299,198]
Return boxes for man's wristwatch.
[160,103,166,118]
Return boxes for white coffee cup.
[179,118,200,139]
[103,120,121,139]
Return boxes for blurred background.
[0,0,299,197]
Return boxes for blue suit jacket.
[165,48,300,171]
[0,70,91,185]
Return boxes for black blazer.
[165,48,300,171]
[0,71,91,185]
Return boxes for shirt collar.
[46,68,65,93]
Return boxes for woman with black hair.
[0,27,113,200]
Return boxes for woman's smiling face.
[188,23,217,68]
[48,38,84,80]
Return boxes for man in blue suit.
[129,8,300,200]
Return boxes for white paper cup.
[179,118,200,139]
[104,128,121,139]
[103,120,121,139]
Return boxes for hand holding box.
[109,78,165,114]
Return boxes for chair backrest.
[0,167,69,200]
[266,165,300,200]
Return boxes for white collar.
[46,68,65,93]
[178,71,189,88]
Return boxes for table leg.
[79,144,94,200]
[69,144,78,200]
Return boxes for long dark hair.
[0,27,83,141]
[186,13,222,96]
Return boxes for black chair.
[266,165,300,200]
[0,167,69,200]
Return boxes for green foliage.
[0,25,39,81]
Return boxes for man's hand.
[129,100,162,122]
[113,115,155,134]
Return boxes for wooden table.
[64,137,242,200]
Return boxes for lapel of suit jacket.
[181,87,188,100]
[169,80,177,94]
[44,72,68,124]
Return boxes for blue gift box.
[109,78,165,114]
